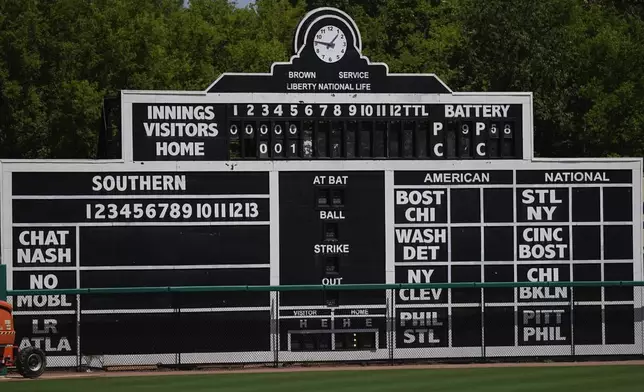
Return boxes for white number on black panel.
[210,202,260,219]
[229,124,239,137]
[259,142,269,158]
[273,142,284,156]
[87,203,193,220]
[490,124,498,138]
[288,140,299,157]
[504,124,512,137]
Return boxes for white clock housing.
[313,25,347,63]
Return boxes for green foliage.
[0,0,642,159]
[451,0,644,158]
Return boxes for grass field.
[2,365,644,392]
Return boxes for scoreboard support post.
[0,6,643,367]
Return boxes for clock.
[313,25,347,63]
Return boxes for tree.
[1,0,643,160]
[452,0,644,158]
[0,0,307,159]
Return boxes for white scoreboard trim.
[118,91,534,163]
[1,156,643,365]
[2,3,642,366]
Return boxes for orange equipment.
[0,300,46,378]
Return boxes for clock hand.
[314,40,333,48]
[323,33,340,49]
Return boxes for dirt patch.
[3,360,644,381]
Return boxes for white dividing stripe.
[395,259,633,266]
[446,187,452,348]
[386,170,397,351]
[394,221,632,228]
[12,221,269,227]
[85,264,268,271]
[12,264,270,271]
[393,184,632,189]
[269,170,279,286]
[568,187,575,349]
[13,264,269,271]
[512,169,518,348]
[81,307,271,315]
[280,314,385,319]
[279,305,386,310]
[4,158,640,172]
[13,310,76,315]
[268,170,279,355]
[394,260,613,266]
[13,266,76,271]
[76,224,81,363]
[600,185,606,345]
[12,194,270,200]
[385,170,395,285]
[394,301,631,308]
[181,307,270,313]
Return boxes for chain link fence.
[5,281,644,371]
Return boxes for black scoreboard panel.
[3,163,642,364]
[131,102,524,161]
[279,308,387,352]
[8,170,273,363]
[278,171,387,353]
[279,171,386,306]
[392,168,639,357]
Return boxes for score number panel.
[226,103,522,160]
[130,102,525,162]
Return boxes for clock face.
[313,25,347,63]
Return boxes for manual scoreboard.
[134,102,523,161]
[1,7,642,367]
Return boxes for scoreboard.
[1,7,642,366]
[133,102,525,161]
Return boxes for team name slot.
[15,230,73,265]
[399,311,443,345]
[396,190,446,223]
[522,309,567,343]
[24,318,73,353]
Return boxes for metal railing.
[4,281,644,371]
